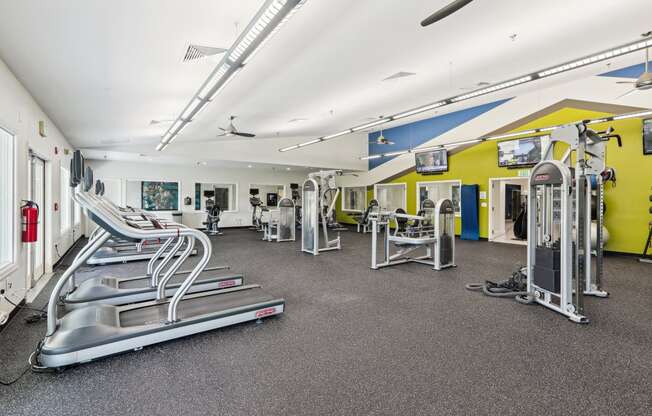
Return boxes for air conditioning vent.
[383,71,416,81]
[183,44,227,62]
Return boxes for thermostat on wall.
[39,120,47,137]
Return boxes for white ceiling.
[0,0,651,168]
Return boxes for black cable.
[0,364,31,386]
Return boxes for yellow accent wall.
[339,107,652,254]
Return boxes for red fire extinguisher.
[21,200,39,243]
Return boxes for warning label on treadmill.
[218,280,237,288]
[255,307,277,318]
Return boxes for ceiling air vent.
[383,72,416,81]
[183,44,227,62]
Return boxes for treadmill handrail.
[47,177,212,334]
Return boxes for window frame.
[341,186,367,213]
[0,125,17,278]
[416,179,462,217]
[373,182,407,212]
[194,182,238,213]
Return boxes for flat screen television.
[415,149,448,173]
[643,119,652,155]
[497,136,547,168]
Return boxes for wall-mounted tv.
[415,149,448,173]
[643,119,652,155]
[497,136,549,168]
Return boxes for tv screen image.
[415,149,448,173]
[643,119,652,155]
[498,136,548,167]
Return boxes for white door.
[28,154,46,284]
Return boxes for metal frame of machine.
[526,122,620,323]
[301,170,343,255]
[370,198,456,270]
[36,152,284,368]
[261,197,296,242]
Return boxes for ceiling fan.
[369,129,395,145]
[615,43,652,98]
[421,0,474,27]
[217,116,256,138]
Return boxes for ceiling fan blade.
[219,127,227,131]
[615,81,636,84]
[421,0,473,27]
[233,132,256,138]
[615,88,637,99]
[216,132,228,137]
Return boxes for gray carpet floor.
[0,227,650,415]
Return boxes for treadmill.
[64,169,244,308]
[37,155,284,368]
[86,180,197,266]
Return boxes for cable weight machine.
[524,122,621,323]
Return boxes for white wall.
[86,160,307,229]
[0,57,78,322]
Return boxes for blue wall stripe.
[599,61,651,79]
[368,98,511,170]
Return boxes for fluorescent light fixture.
[298,138,322,147]
[359,154,382,160]
[156,143,165,151]
[393,102,447,120]
[351,118,392,132]
[279,144,300,152]
[444,138,482,147]
[198,63,231,99]
[452,76,532,102]
[613,110,652,120]
[360,111,650,160]
[538,38,652,78]
[206,66,243,101]
[279,35,651,154]
[157,0,307,151]
[383,150,410,157]
[323,130,352,140]
[181,97,203,121]
[484,129,538,141]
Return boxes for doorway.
[27,152,46,284]
[488,177,528,245]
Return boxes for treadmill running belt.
[120,288,280,327]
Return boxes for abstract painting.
[141,181,179,211]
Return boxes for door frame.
[488,176,528,245]
[27,150,48,285]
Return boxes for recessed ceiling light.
[288,118,308,123]
[248,164,253,168]
[286,167,291,170]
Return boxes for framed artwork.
[643,119,652,155]
[141,181,179,211]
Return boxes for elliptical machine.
[203,199,222,236]
[249,188,263,231]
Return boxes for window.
[0,127,15,271]
[374,183,407,212]
[342,186,366,212]
[417,180,461,216]
[196,183,237,212]
[60,166,71,234]
[249,184,285,208]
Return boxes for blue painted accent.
[460,184,479,240]
[599,61,651,79]
[368,98,510,170]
